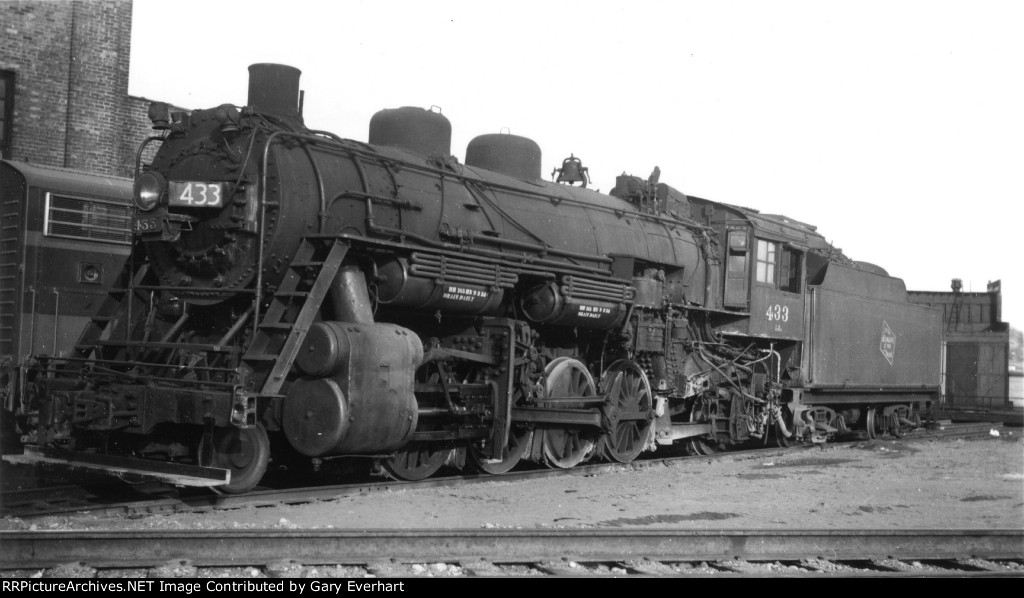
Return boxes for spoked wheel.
[600,360,654,463]
[469,425,533,475]
[199,424,271,495]
[686,399,719,456]
[540,357,598,469]
[381,443,453,481]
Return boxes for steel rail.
[0,528,1020,569]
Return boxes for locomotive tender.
[6,65,941,493]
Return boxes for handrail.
[133,135,166,179]
[254,130,343,344]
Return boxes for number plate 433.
[168,181,225,208]
[765,304,790,322]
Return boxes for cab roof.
[1,160,132,201]
[688,194,832,251]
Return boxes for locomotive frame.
[4,65,942,493]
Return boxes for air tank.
[520,278,628,331]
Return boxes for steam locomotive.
[6,65,941,493]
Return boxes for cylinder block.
[283,322,422,456]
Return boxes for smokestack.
[247,64,302,119]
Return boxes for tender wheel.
[600,360,654,463]
[469,425,533,475]
[381,443,452,481]
[865,407,880,439]
[200,424,270,495]
[540,357,598,469]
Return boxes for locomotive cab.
[696,199,817,343]
[720,229,806,341]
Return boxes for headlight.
[133,171,166,211]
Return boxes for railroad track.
[0,422,1009,521]
[0,529,1020,577]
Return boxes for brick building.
[908,280,1010,409]
[0,0,158,178]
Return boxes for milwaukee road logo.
[879,320,896,366]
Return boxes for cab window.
[755,239,776,285]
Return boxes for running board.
[3,445,230,488]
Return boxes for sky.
[129,0,1023,328]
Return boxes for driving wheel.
[600,360,654,463]
[540,357,599,469]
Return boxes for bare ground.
[3,433,1021,532]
